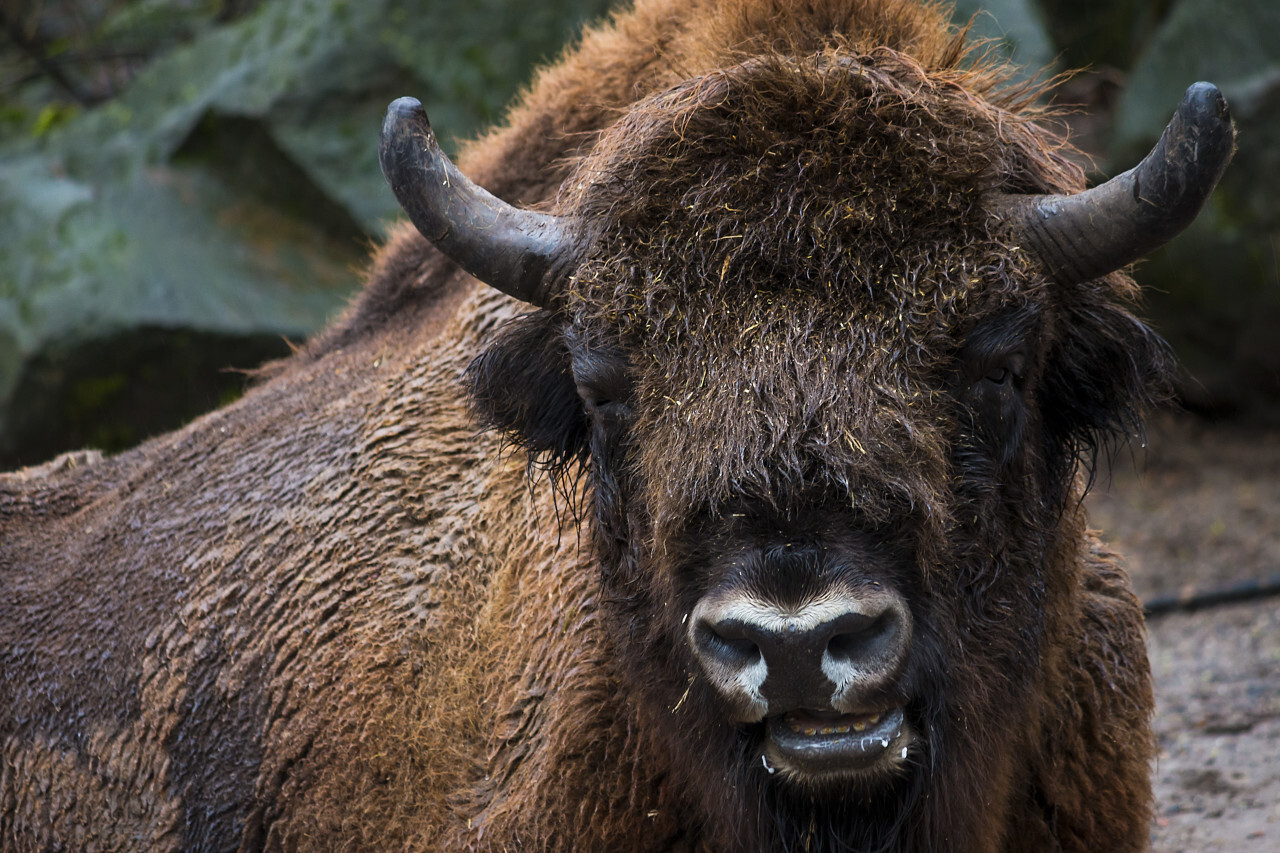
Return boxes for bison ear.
[1038,293,1175,483]
[466,310,589,476]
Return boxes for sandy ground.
[1086,412,1280,852]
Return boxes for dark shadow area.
[1,328,294,469]
[172,111,370,248]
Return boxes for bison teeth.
[778,706,890,732]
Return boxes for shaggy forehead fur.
[563,48,1077,525]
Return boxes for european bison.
[1,0,1233,850]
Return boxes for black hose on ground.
[1143,573,1280,617]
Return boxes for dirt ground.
[1086,411,1280,852]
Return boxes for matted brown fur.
[2,1,1160,851]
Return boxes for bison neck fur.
[2,1,1162,851]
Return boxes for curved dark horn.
[379,97,578,306]
[1001,82,1235,285]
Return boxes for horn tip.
[383,97,432,141]
[387,96,425,116]
[1170,81,1236,189]
[380,95,441,194]
[1181,81,1232,130]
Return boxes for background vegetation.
[1,0,1276,466]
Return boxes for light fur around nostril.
[819,598,912,705]
[689,613,772,722]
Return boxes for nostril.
[694,619,762,669]
[825,611,897,665]
[822,601,912,686]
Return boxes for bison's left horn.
[1002,82,1235,285]
[379,97,578,306]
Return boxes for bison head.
[381,49,1231,835]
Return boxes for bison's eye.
[568,336,633,418]
[956,350,1029,468]
[581,390,631,417]
[969,348,1026,390]
[574,364,632,416]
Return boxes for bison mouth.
[762,705,913,781]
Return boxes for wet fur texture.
[2,1,1162,851]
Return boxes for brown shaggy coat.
[2,1,1158,850]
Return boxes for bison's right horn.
[380,97,578,307]
[1001,82,1235,285]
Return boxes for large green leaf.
[0,0,612,465]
